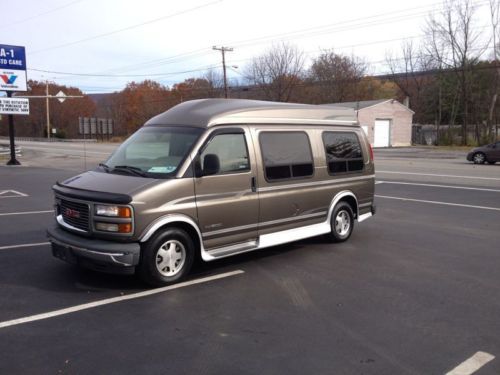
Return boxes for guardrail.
[0,145,21,156]
[0,136,97,143]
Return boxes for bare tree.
[488,0,500,137]
[386,41,435,105]
[384,40,445,137]
[309,51,368,103]
[425,0,488,144]
[244,43,305,102]
[203,69,224,98]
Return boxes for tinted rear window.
[260,132,314,181]
[323,132,364,174]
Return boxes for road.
[0,143,499,374]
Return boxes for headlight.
[95,205,131,218]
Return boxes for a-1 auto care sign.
[0,44,27,92]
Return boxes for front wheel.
[473,152,486,164]
[328,202,355,243]
[138,228,195,286]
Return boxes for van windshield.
[102,126,203,178]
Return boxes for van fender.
[326,190,358,225]
[139,214,205,251]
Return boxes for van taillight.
[369,143,374,161]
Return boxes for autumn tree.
[244,43,305,102]
[308,51,368,103]
[119,80,173,134]
[171,77,219,102]
[0,80,95,138]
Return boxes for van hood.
[58,170,159,197]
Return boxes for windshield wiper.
[112,165,148,177]
[99,163,111,173]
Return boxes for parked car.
[466,142,500,164]
[47,99,376,286]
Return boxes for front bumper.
[47,225,141,274]
[466,152,474,161]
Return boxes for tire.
[472,152,486,164]
[138,227,195,286]
[328,202,355,243]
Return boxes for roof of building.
[321,99,390,110]
[321,98,414,114]
[145,99,358,128]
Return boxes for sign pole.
[1,44,27,166]
[6,91,20,165]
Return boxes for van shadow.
[37,236,331,294]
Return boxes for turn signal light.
[95,222,132,233]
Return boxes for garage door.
[374,120,390,147]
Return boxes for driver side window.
[200,133,250,174]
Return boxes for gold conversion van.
[47,99,375,285]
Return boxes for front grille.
[60,199,90,231]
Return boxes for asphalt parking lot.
[0,143,499,374]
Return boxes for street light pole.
[213,46,233,98]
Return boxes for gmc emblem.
[64,208,80,219]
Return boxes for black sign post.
[6,91,20,165]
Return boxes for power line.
[227,1,489,49]
[25,2,493,88]
[0,0,85,29]
[28,64,220,77]
[32,0,482,76]
[29,0,223,55]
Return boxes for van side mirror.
[202,154,220,176]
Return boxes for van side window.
[323,132,364,174]
[200,133,250,174]
[260,132,314,181]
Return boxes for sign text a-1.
[0,97,29,115]
[0,44,27,92]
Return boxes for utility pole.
[18,83,83,139]
[46,80,50,139]
[212,46,233,98]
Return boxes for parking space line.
[0,190,29,198]
[375,195,500,211]
[0,210,53,217]
[0,242,50,251]
[377,171,500,181]
[377,181,500,193]
[0,270,245,330]
[445,351,495,375]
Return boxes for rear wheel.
[328,202,355,243]
[473,152,486,164]
[138,228,194,286]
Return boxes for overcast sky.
[1,0,495,93]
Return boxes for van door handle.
[251,177,257,193]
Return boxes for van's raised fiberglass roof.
[144,99,358,128]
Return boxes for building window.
[322,132,364,174]
[260,132,314,181]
